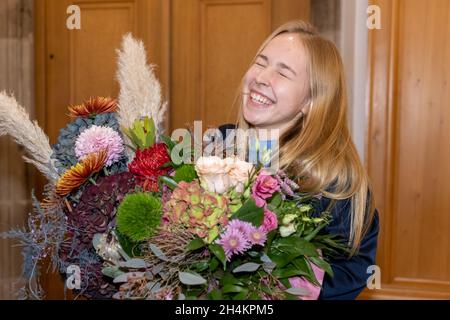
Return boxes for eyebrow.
[256,54,297,76]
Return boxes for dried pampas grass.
[116,33,167,159]
[0,91,59,183]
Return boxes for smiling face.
[242,33,311,133]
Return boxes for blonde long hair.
[237,20,375,255]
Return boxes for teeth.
[250,92,272,105]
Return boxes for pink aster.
[75,125,124,166]
[216,227,251,261]
[226,219,253,235]
[246,226,267,246]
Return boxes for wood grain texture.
[0,0,34,300]
[365,0,450,299]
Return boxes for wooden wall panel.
[69,2,136,103]
[0,0,34,300]
[363,0,450,299]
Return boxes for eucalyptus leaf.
[262,262,277,274]
[149,243,170,262]
[178,271,207,286]
[113,272,145,283]
[285,287,311,296]
[260,253,273,264]
[232,262,260,273]
[119,258,148,269]
[150,282,161,293]
[92,233,103,251]
[102,266,124,279]
[151,262,165,275]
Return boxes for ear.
[300,99,313,116]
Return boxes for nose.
[255,67,272,86]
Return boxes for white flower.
[282,214,297,225]
[279,224,296,237]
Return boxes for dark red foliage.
[59,171,138,299]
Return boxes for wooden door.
[363,0,450,299]
[0,0,34,300]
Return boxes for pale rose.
[195,156,231,194]
[228,157,254,193]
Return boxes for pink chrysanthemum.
[216,227,251,261]
[226,219,253,235]
[75,125,124,166]
[247,226,267,246]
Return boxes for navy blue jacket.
[218,124,379,300]
[315,197,379,300]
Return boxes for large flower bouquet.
[0,34,344,300]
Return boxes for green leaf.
[158,175,179,190]
[230,198,264,226]
[174,164,197,183]
[268,193,282,210]
[272,267,309,279]
[232,262,261,273]
[209,257,219,272]
[303,222,328,242]
[209,244,226,269]
[178,272,207,286]
[208,289,222,300]
[186,238,206,252]
[222,284,246,294]
[232,290,249,300]
[161,135,177,153]
[191,262,209,272]
[309,256,334,278]
[219,273,243,287]
[292,257,320,286]
[272,237,318,258]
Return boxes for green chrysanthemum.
[117,192,162,242]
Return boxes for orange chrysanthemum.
[68,97,118,118]
[55,149,107,196]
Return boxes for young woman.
[221,20,379,299]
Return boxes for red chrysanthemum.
[128,143,171,191]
